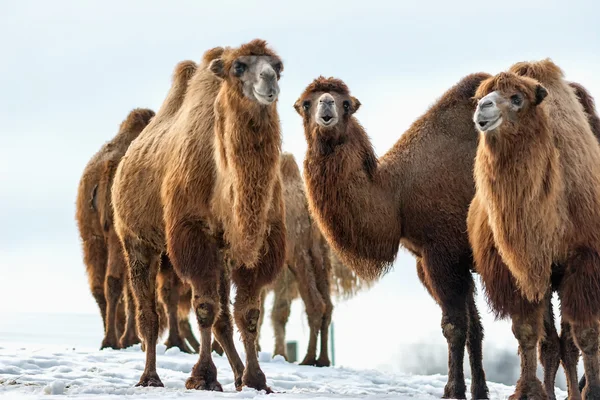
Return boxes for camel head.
[208,39,282,106]
[474,72,548,134]
[294,76,361,134]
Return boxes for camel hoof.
[470,382,490,399]
[508,378,548,400]
[185,376,223,391]
[100,338,121,350]
[299,358,317,366]
[136,372,164,387]
[315,358,331,368]
[242,369,271,393]
[442,381,467,399]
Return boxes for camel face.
[473,72,548,133]
[210,55,282,105]
[295,78,361,137]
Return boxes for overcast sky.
[1,0,599,387]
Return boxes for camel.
[297,74,491,399]
[76,107,154,350]
[111,40,285,392]
[469,59,600,400]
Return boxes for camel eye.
[273,62,282,73]
[233,62,246,76]
[302,100,311,111]
[511,94,523,106]
[343,100,350,112]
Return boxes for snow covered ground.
[0,341,567,399]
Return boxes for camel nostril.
[480,100,493,109]
[478,121,487,128]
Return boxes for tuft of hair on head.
[279,152,302,180]
[475,72,548,106]
[509,58,564,83]
[119,108,155,134]
[302,76,350,97]
[172,60,197,84]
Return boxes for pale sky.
[1,0,599,388]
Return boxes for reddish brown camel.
[76,107,154,350]
[469,60,600,400]
[111,40,285,392]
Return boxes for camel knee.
[442,318,467,346]
[573,324,600,356]
[513,320,542,350]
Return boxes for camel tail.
[570,82,600,142]
[329,249,375,300]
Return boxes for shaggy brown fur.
[111,40,285,392]
[469,59,600,400]
[76,107,155,350]
[298,74,490,399]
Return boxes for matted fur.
[112,40,285,391]
[299,73,491,399]
[569,81,600,141]
[76,107,154,350]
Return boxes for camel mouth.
[253,88,277,105]
[476,117,502,132]
[317,116,338,127]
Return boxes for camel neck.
[303,118,401,280]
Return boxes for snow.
[0,342,567,399]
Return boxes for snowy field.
[0,312,568,400]
[0,341,568,400]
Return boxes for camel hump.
[509,58,564,83]
[280,152,301,181]
[201,46,225,66]
[172,60,197,84]
[119,108,155,135]
[452,72,492,101]
[570,82,600,142]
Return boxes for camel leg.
[212,267,244,390]
[83,237,108,337]
[420,252,470,399]
[119,279,140,348]
[123,237,163,387]
[231,220,285,392]
[157,255,192,353]
[294,253,326,367]
[560,248,600,400]
[314,248,333,368]
[508,306,547,400]
[256,288,266,353]
[271,273,292,359]
[167,219,223,391]
[560,321,582,400]
[466,288,489,399]
[101,231,126,350]
[178,286,200,353]
[539,293,560,400]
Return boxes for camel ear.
[208,58,225,79]
[534,84,548,105]
[293,99,302,115]
[351,96,361,113]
